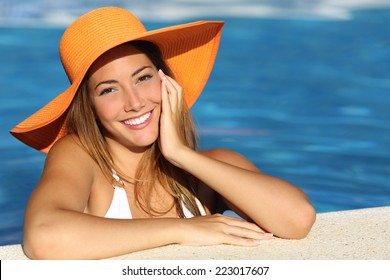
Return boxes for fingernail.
[264,233,273,238]
[253,240,263,245]
[158,69,166,78]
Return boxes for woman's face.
[87,44,162,151]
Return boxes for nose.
[123,87,145,112]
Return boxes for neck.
[105,137,152,178]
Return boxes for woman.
[11,7,316,260]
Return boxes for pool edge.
[1,206,389,260]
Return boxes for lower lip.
[122,111,153,131]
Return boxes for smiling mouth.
[122,111,152,126]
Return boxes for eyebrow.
[94,65,153,90]
[132,66,153,77]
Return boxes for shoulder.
[47,134,88,158]
[200,148,260,172]
[44,134,97,177]
[49,134,84,153]
[29,136,99,217]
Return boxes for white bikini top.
[104,172,206,219]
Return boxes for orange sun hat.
[10,6,224,153]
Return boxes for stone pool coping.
[1,206,389,260]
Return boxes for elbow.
[287,202,317,239]
[23,224,60,260]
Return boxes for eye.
[137,74,153,84]
[99,87,115,96]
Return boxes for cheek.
[145,80,162,103]
[93,98,120,121]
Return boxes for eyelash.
[137,74,153,83]
[99,88,115,96]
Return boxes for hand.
[179,214,273,247]
[158,70,188,165]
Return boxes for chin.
[133,133,159,148]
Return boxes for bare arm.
[23,137,270,260]
[23,137,183,259]
[198,148,316,239]
[159,72,316,240]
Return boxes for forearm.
[171,148,315,238]
[24,210,181,259]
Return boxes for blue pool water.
[1,1,390,246]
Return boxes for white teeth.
[123,112,151,126]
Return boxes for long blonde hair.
[66,41,203,217]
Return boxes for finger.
[211,214,267,234]
[159,70,171,113]
[158,71,182,111]
[224,224,273,241]
[165,75,183,110]
[222,234,265,247]
[159,70,178,112]
[210,214,273,240]
[164,76,178,112]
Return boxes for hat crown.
[59,7,146,83]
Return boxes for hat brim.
[10,19,223,153]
